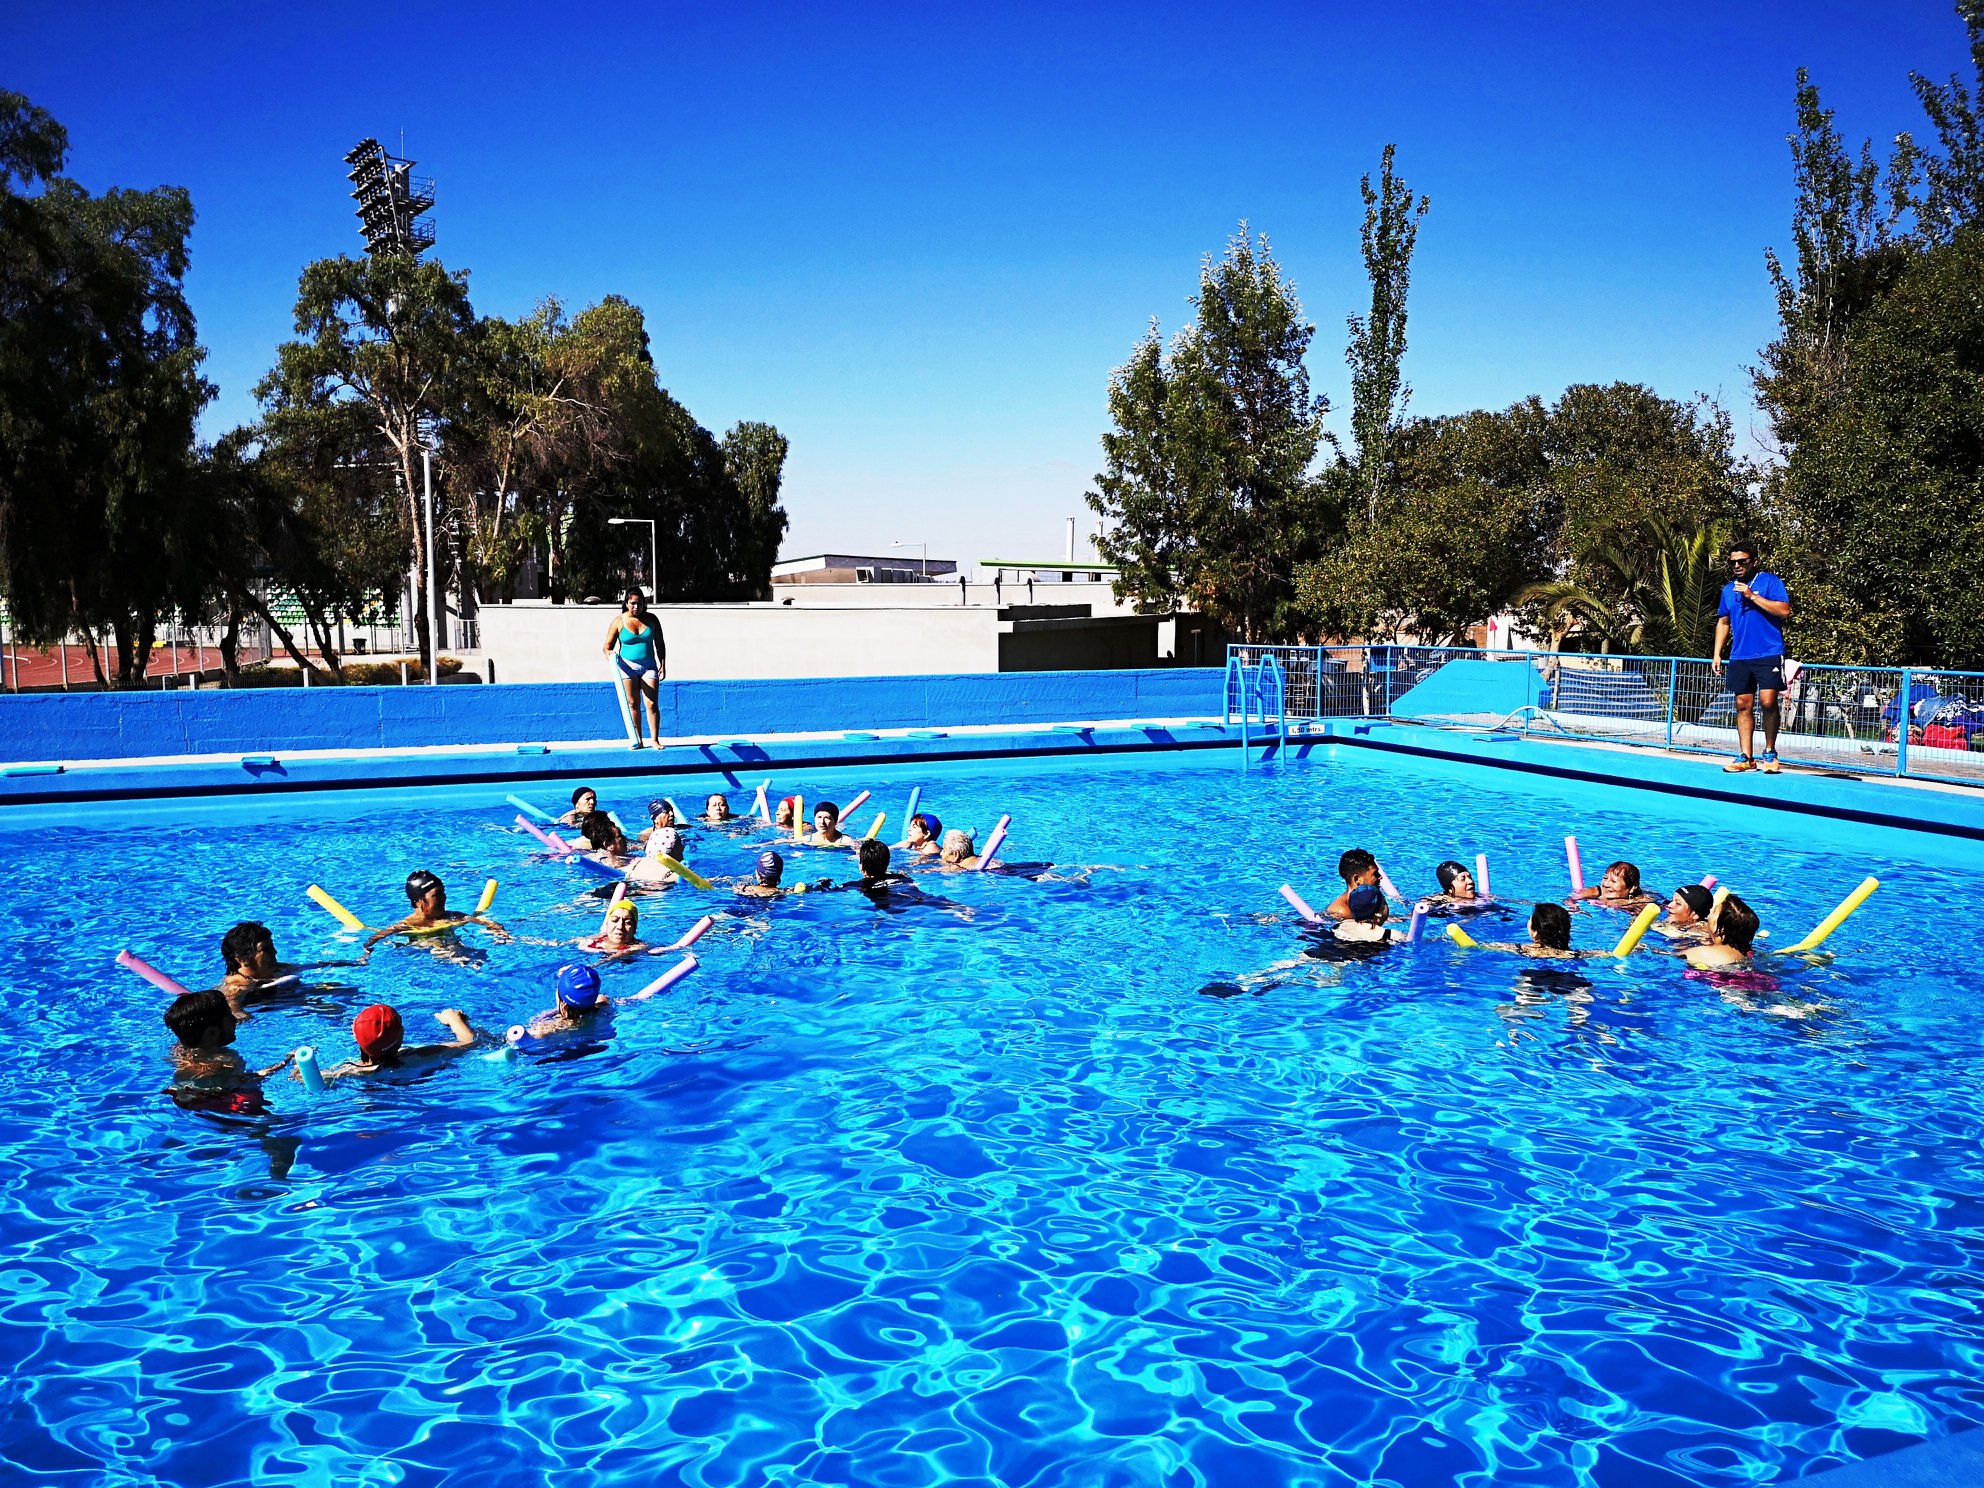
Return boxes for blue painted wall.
[0,670,1225,763]
[1391,659,1546,722]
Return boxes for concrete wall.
[0,670,1227,764]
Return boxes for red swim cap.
[353,1004,403,1057]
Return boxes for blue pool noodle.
[295,1046,325,1094]
[1403,904,1429,944]
[506,794,555,824]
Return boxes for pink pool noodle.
[1379,870,1404,903]
[1699,874,1717,889]
[975,814,1011,870]
[630,954,699,1001]
[1280,885,1323,923]
[840,790,871,820]
[1565,836,1584,895]
[1403,904,1430,943]
[516,814,574,855]
[665,915,715,951]
[1475,853,1492,898]
[116,949,194,999]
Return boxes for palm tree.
[1519,516,1728,655]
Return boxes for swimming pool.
[3,745,1980,1486]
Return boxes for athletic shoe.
[1759,751,1781,774]
[1724,756,1756,773]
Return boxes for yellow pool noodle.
[1710,886,1730,914]
[306,884,366,932]
[793,795,805,842]
[475,878,498,914]
[1610,903,1662,957]
[1783,876,1880,954]
[656,856,714,890]
[864,812,887,841]
[1445,922,1479,948]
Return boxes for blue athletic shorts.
[1727,655,1784,696]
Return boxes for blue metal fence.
[1226,643,1984,788]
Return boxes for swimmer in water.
[1685,893,1761,971]
[521,960,684,1039]
[587,897,645,957]
[577,810,630,857]
[810,802,850,848]
[938,828,983,869]
[1656,884,1716,943]
[1323,848,1384,920]
[902,812,944,856]
[362,870,508,955]
[703,793,733,823]
[1429,860,1483,908]
[637,798,678,845]
[735,849,789,897]
[164,989,294,1080]
[1332,884,1394,945]
[1470,902,1583,960]
[852,839,910,889]
[1573,860,1658,910]
[627,827,687,886]
[558,786,599,828]
[774,795,800,831]
[318,1003,482,1081]
[217,921,332,1018]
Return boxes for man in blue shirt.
[1711,537,1793,773]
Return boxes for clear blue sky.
[7,1,1972,566]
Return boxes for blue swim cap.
[556,963,603,1008]
[756,850,784,886]
[913,812,942,839]
[1346,884,1386,920]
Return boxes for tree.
[721,421,791,598]
[256,253,477,673]
[1087,227,1330,641]
[1344,144,1429,524]
[1519,515,1731,657]
[0,90,214,687]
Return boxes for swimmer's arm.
[402,1009,481,1056]
[250,1051,296,1080]
[465,914,508,939]
[361,920,410,953]
[602,616,623,654]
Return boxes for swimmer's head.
[1530,902,1573,950]
[1434,861,1474,897]
[1669,885,1713,924]
[755,850,785,887]
[164,989,235,1049]
[858,839,890,879]
[650,828,685,862]
[604,899,638,933]
[647,798,675,826]
[353,1003,404,1062]
[221,921,275,974]
[1345,884,1388,923]
[556,963,604,1010]
[1712,893,1760,953]
[1600,860,1641,896]
[941,828,975,862]
[776,796,798,826]
[580,811,625,851]
[705,793,730,819]
[404,870,445,908]
[907,812,942,845]
[814,802,840,832]
[571,786,597,814]
[1338,848,1378,886]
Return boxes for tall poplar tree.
[1344,144,1429,524]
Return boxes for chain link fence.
[1227,644,1984,787]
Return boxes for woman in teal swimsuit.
[602,589,665,748]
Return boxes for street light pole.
[608,518,658,597]
[891,540,928,578]
[422,447,440,685]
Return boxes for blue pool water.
[3,745,1983,1486]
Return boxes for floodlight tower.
[342,137,435,258]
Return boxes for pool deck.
[1280,719,1984,841]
